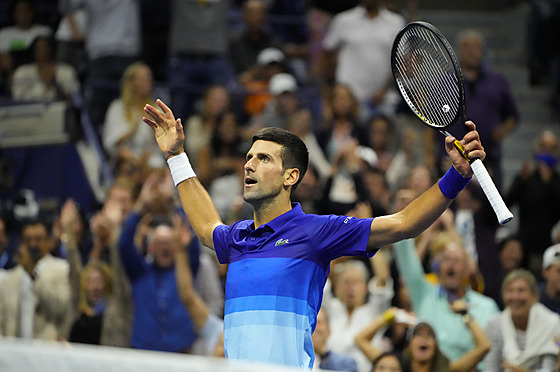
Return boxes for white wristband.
[167,152,196,186]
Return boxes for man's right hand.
[143,99,186,160]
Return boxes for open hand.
[143,99,185,159]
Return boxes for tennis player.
[143,99,485,369]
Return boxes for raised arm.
[354,308,415,362]
[173,218,210,333]
[58,198,83,311]
[449,300,491,372]
[354,309,393,362]
[368,121,485,248]
[143,99,223,249]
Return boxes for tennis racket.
[391,21,513,225]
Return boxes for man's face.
[543,262,560,296]
[459,36,484,70]
[19,223,50,264]
[243,140,288,205]
[244,0,266,29]
[334,267,368,309]
[148,225,175,269]
[438,243,468,291]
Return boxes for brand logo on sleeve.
[275,238,289,246]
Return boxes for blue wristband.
[438,166,471,199]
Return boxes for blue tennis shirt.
[213,203,374,368]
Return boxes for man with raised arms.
[143,99,485,369]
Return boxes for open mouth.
[245,177,257,186]
[444,269,456,279]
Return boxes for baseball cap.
[543,243,560,269]
[268,73,297,96]
[257,47,285,66]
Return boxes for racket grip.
[470,159,513,225]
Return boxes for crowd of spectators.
[1,0,560,372]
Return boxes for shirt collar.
[248,202,304,233]
[438,285,473,301]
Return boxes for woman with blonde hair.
[102,62,164,170]
[68,260,113,344]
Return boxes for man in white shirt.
[0,0,51,83]
[320,0,405,118]
[0,220,73,340]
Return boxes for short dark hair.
[252,127,308,193]
[19,218,49,237]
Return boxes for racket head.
[391,21,466,130]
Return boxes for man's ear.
[283,168,300,188]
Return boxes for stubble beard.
[243,184,283,210]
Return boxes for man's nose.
[244,158,254,172]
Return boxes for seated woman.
[11,35,79,101]
[355,303,491,372]
[483,269,560,372]
[102,62,163,170]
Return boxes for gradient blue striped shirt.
[213,203,374,368]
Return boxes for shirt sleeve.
[392,239,431,311]
[322,14,343,51]
[118,211,149,281]
[311,215,374,260]
[213,224,232,265]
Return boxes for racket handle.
[470,159,513,225]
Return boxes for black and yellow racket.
[391,21,513,224]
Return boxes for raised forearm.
[354,311,392,362]
[450,319,491,372]
[175,177,223,249]
[174,249,210,332]
[370,184,451,247]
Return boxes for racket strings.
[395,32,459,122]
[393,26,461,127]
[396,38,458,125]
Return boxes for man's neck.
[252,198,292,228]
[445,286,466,301]
[546,282,560,299]
[463,66,480,80]
[364,6,379,18]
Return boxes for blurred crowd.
[1,0,560,371]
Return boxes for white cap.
[257,47,285,66]
[268,73,297,95]
[543,243,560,269]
